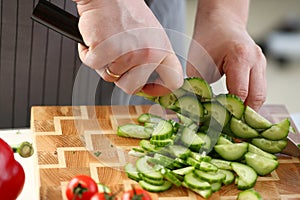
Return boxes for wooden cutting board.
[31,105,300,200]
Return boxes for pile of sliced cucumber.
[117,77,293,199]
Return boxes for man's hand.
[73,0,183,96]
[187,0,267,111]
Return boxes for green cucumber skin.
[237,189,263,200]
[261,118,290,141]
[215,94,245,119]
[230,117,259,139]
[245,152,279,176]
[181,77,213,99]
[139,180,173,192]
[214,143,248,161]
[231,162,257,190]
[117,124,151,139]
[251,138,288,154]
[244,106,272,129]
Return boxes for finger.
[244,51,267,111]
[223,59,251,102]
[115,53,183,96]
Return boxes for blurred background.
[0,0,299,129]
[186,0,300,115]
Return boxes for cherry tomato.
[91,192,117,200]
[121,188,152,200]
[66,175,98,200]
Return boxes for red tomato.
[90,192,117,200]
[121,188,152,200]
[66,175,98,200]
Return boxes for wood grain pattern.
[31,105,300,200]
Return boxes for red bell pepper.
[0,138,34,200]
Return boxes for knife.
[31,0,300,157]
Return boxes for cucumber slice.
[139,139,157,152]
[151,120,173,140]
[160,168,182,187]
[251,138,287,154]
[214,143,248,161]
[181,77,213,99]
[180,127,205,152]
[136,156,163,181]
[231,162,257,190]
[230,117,259,139]
[217,135,233,145]
[244,106,272,129]
[137,113,162,124]
[199,161,218,172]
[148,153,175,169]
[245,152,279,176]
[159,88,186,110]
[167,145,191,159]
[217,169,235,185]
[190,151,212,162]
[237,189,263,200]
[175,95,204,122]
[139,173,165,186]
[173,166,195,176]
[197,133,212,151]
[117,124,151,139]
[211,182,222,192]
[150,138,174,147]
[124,163,141,182]
[261,118,290,140]
[139,180,172,192]
[248,143,277,160]
[203,101,231,127]
[182,182,212,199]
[184,172,211,189]
[194,169,226,183]
[216,94,245,119]
[210,159,232,170]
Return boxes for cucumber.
[151,120,173,140]
[180,127,205,152]
[139,139,157,152]
[216,94,245,119]
[167,144,191,159]
[181,77,213,99]
[198,161,218,172]
[124,163,141,182]
[261,118,290,140]
[211,182,222,192]
[182,182,212,199]
[244,106,272,129]
[217,135,233,145]
[214,143,248,161]
[184,172,211,189]
[160,168,182,187]
[139,173,165,186]
[190,151,212,162]
[203,101,230,127]
[251,138,287,154]
[248,143,277,160]
[175,95,204,122]
[137,113,163,124]
[210,159,232,170]
[194,169,226,183]
[237,189,263,200]
[173,166,195,176]
[230,117,259,139]
[231,162,257,190]
[136,156,163,181]
[139,180,173,192]
[159,88,186,110]
[217,169,235,185]
[117,124,151,139]
[245,152,279,176]
[147,153,175,169]
[150,138,173,147]
[197,132,212,151]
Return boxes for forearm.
[195,0,250,29]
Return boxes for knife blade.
[31,0,300,158]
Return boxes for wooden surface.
[31,105,300,200]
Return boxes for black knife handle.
[31,0,87,47]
